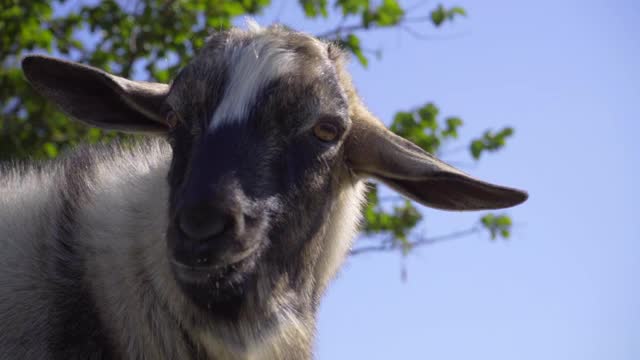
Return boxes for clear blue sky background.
[55,0,638,358]
[248,1,640,359]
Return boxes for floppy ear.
[346,112,528,211]
[22,55,170,133]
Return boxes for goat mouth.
[170,246,259,287]
[170,249,261,314]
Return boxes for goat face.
[163,28,354,312]
[21,24,527,323]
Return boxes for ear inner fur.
[22,55,169,133]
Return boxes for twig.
[402,14,434,24]
[400,24,435,40]
[350,226,480,256]
[316,10,440,40]
[316,23,373,39]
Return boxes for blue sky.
[247,0,640,359]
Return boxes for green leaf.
[469,127,514,159]
[223,3,247,16]
[480,214,513,241]
[363,182,422,246]
[340,34,368,66]
[448,6,467,19]
[431,4,467,27]
[470,140,484,159]
[299,0,328,18]
[43,142,58,158]
[417,103,438,130]
[441,116,463,138]
[373,0,404,26]
[431,5,446,27]
[335,0,370,16]
[390,103,463,154]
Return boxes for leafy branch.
[309,1,467,65]
[351,212,516,256]
[351,226,481,256]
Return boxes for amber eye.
[166,111,179,128]
[313,121,340,142]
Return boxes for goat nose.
[178,206,231,241]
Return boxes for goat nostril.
[178,212,229,241]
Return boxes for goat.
[1,24,527,359]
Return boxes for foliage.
[470,127,514,160]
[481,213,514,240]
[0,0,519,257]
[390,102,463,154]
[430,4,466,27]
[363,183,422,254]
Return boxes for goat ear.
[22,55,170,134]
[345,113,528,211]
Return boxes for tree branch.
[315,9,437,39]
[316,11,468,43]
[316,23,372,39]
[400,24,436,40]
[350,226,481,256]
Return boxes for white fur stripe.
[209,35,295,131]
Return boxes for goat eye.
[166,111,179,128]
[313,121,339,142]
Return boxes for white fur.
[78,141,182,359]
[245,18,262,33]
[209,34,295,131]
[313,180,367,295]
[0,165,61,358]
